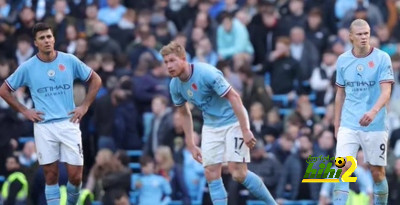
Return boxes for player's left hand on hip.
[69,105,88,123]
[359,111,376,127]
[243,130,257,149]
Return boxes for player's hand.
[359,110,377,127]
[188,145,202,164]
[69,105,88,123]
[22,109,44,123]
[243,129,257,149]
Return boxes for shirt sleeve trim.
[335,82,345,87]
[173,102,186,107]
[84,70,93,82]
[5,80,16,92]
[220,86,232,97]
[379,79,395,84]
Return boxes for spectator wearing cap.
[97,0,127,26]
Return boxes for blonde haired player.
[161,41,277,205]
[334,19,394,205]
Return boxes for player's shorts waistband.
[35,117,70,124]
[203,121,240,132]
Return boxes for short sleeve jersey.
[169,62,237,127]
[5,51,92,123]
[336,48,394,131]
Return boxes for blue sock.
[374,178,388,205]
[67,181,81,205]
[333,178,349,205]
[242,171,277,205]
[208,178,228,205]
[45,184,60,205]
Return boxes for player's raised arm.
[224,88,257,149]
[177,103,202,163]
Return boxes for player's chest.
[29,62,74,87]
[180,81,212,103]
[342,60,379,83]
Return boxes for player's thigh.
[201,126,226,167]
[225,123,250,163]
[34,123,60,165]
[335,127,360,159]
[57,120,84,166]
[360,131,388,166]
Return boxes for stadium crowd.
[0,0,400,204]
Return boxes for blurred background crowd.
[0,0,400,204]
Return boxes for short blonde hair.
[349,19,370,33]
[160,41,186,58]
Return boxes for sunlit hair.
[349,19,370,33]
[155,146,174,172]
[160,41,186,58]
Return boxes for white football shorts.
[335,127,388,166]
[34,119,84,166]
[201,122,250,167]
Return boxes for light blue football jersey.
[5,51,92,123]
[336,48,394,131]
[169,62,237,127]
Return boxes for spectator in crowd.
[276,135,321,203]
[191,36,218,67]
[247,141,282,198]
[216,60,242,94]
[249,102,269,140]
[310,50,337,106]
[14,34,35,66]
[265,36,299,98]
[144,95,174,157]
[289,26,319,92]
[88,21,122,56]
[238,65,273,113]
[305,7,331,54]
[217,11,254,70]
[2,155,28,205]
[182,131,205,201]
[97,0,127,26]
[280,0,307,35]
[132,155,172,205]
[388,158,400,205]
[44,0,76,42]
[249,3,284,67]
[155,146,191,205]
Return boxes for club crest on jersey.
[187,89,193,97]
[48,70,56,82]
[356,64,363,72]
